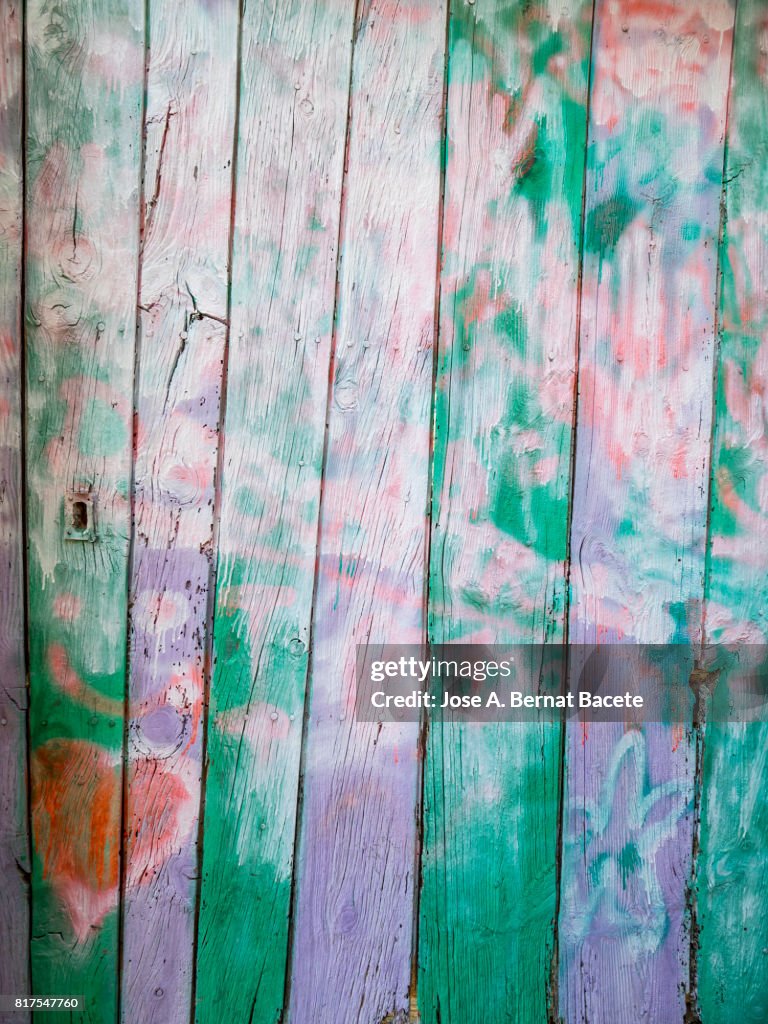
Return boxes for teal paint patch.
[77,398,127,457]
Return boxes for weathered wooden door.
[1,1,766,1023]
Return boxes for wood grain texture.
[193,3,356,1022]
[287,1,445,1020]
[558,2,734,1022]
[24,0,143,1019]
[120,3,238,1022]
[697,2,768,1020]
[11,3,768,1020]
[418,2,592,1022]
[0,4,29,1018]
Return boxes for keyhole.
[64,491,96,542]
[72,501,88,531]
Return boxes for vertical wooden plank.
[697,2,768,1020]
[25,0,143,1018]
[193,4,356,1022]
[418,3,593,1022]
[558,3,734,1022]
[0,3,29,1016]
[287,1,446,1020]
[120,3,238,1023]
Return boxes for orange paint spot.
[32,739,120,942]
[33,738,195,939]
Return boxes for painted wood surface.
[6,2,768,1022]
[24,0,143,1019]
[418,2,592,1022]
[287,2,445,1020]
[193,3,356,1022]
[0,4,29,1020]
[697,3,768,1021]
[120,3,238,1023]
[558,3,735,1023]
